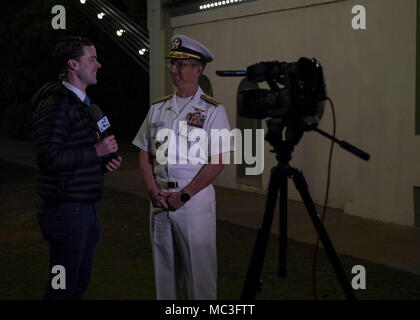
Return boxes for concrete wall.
[148,0,419,226]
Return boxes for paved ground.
[1,136,419,275]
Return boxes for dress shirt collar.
[62,81,86,103]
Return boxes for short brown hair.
[54,36,93,80]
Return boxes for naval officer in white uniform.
[132,34,233,300]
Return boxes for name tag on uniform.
[97,116,111,133]
[186,111,206,128]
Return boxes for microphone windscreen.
[87,104,104,122]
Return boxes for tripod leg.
[279,165,288,278]
[241,165,282,300]
[289,167,357,300]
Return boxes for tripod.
[240,142,357,300]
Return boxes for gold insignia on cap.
[171,38,181,50]
[167,51,201,60]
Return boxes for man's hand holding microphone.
[94,135,122,172]
[88,104,123,172]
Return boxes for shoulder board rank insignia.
[151,94,173,105]
[200,94,220,107]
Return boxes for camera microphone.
[215,70,247,77]
[217,62,288,82]
[87,104,119,159]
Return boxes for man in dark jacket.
[32,36,122,300]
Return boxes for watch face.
[181,192,190,203]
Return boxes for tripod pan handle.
[339,141,370,161]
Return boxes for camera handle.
[240,157,357,300]
[313,127,370,161]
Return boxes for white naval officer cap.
[167,34,214,64]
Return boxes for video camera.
[217,57,327,148]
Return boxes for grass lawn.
[1,159,419,300]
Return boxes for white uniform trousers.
[150,178,217,300]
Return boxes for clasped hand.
[149,188,184,211]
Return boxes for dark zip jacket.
[32,81,104,203]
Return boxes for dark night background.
[0,0,149,140]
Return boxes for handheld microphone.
[87,104,119,159]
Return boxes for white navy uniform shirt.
[132,86,234,181]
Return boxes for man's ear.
[67,59,78,71]
[196,65,204,77]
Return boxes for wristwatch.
[180,189,191,203]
